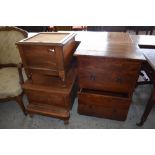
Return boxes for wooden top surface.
[130,35,155,70]
[130,35,155,47]
[141,49,155,70]
[74,32,145,61]
[18,32,76,46]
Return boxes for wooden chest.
[74,32,145,121]
[17,32,77,82]
[22,68,77,124]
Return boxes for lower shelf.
[27,103,70,120]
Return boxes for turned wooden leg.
[15,95,27,116]
[137,88,155,126]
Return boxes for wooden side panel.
[63,37,77,70]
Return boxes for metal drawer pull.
[49,48,55,52]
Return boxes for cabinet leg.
[137,89,155,126]
[15,95,27,116]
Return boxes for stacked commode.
[17,32,79,124]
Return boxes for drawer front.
[78,104,129,121]
[78,90,131,121]
[78,57,141,93]
[26,90,69,108]
[21,45,57,69]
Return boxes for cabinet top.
[74,32,145,61]
[17,32,76,46]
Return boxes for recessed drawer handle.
[48,48,55,52]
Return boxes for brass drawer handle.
[48,48,55,53]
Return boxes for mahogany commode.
[17,32,79,124]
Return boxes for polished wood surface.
[75,32,145,61]
[23,68,77,124]
[78,89,130,121]
[77,56,141,94]
[75,32,144,121]
[17,32,79,124]
[17,33,78,82]
[19,32,155,124]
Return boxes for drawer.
[78,89,131,121]
[26,89,69,109]
[31,67,77,87]
[78,57,141,93]
[23,73,78,110]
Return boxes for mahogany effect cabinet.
[17,32,79,124]
[75,32,145,121]
[17,32,77,82]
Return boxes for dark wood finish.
[77,56,141,94]
[0,26,28,115]
[17,32,77,83]
[78,89,130,121]
[75,32,145,121]
[22,68,78,124]
[16,32,80,124]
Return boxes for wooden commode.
[17,32,77,83]
[17,32,79,124]
[75,32,145,121]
